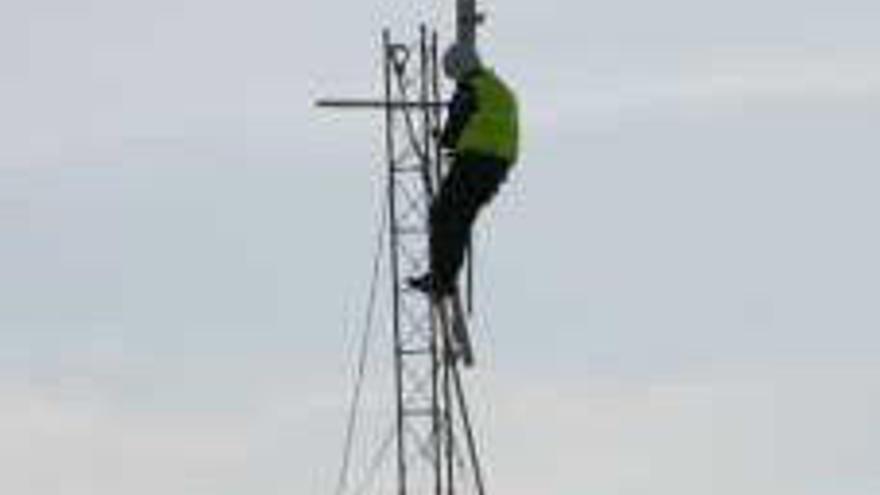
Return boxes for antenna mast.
[456,0,483,51]
[317,4,489,495]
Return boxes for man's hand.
[439,81,477,150]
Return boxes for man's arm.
[439,81,477,149]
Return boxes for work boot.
[407,273,435,294]
[407,273,454,297]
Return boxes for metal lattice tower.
[318,25,486,495]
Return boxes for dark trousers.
[430,153,510,294]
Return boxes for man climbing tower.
[409,42,519,297]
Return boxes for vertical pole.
[433,28,456,495]
[453,364,487,495]
[467,238,474,314]
[444,324,455,495]
[456,0,479,49]
[384,28,407,495]
[421,24,445,495]
[431,31,444,190]
[420,25,435,199]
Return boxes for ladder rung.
[400,347,432,356]
[402,408,435,417]
[396,227,427,236]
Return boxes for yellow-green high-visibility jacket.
[456,69,519,164]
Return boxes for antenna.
[456,0,485,51]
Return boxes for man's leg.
[431,155,509,293]
[459,155,510,225]
[428,161,472,295]
[411,154,509,295]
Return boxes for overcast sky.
[2,0,880,494]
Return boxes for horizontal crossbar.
[315,98,447,109]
